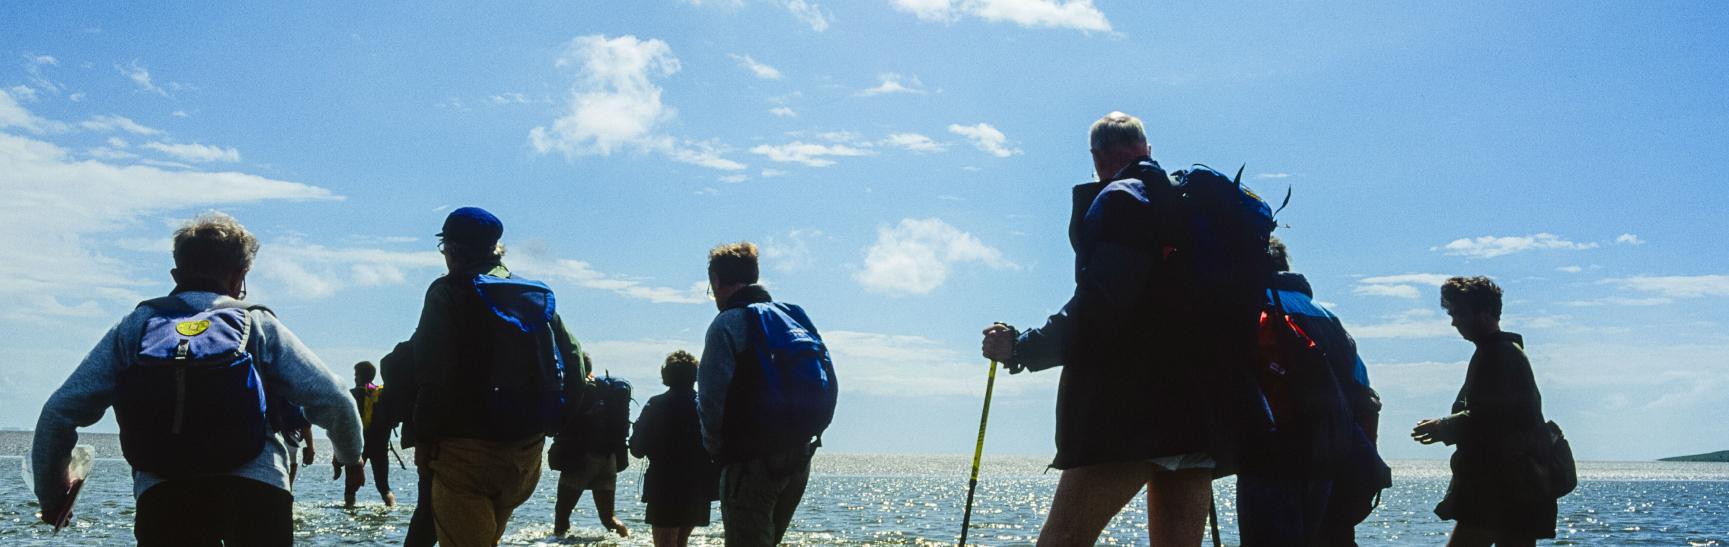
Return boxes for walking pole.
[959,360,1000,547]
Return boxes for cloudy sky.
[1,1,1724,461]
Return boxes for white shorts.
[1148,452,1216,472]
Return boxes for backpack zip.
[173,339,190,435]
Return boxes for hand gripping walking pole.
[959,360,1000,547]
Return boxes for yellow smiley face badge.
[175,319,212,337]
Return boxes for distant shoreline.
[1658,450,1729,462]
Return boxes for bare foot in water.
[383,491,396,507]
[604,517,630,538]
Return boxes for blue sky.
[1,1,1725,461]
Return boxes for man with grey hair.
[33,211,366,545]
[982,111,1221,545]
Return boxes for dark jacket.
[630,386,721,505]
[410,262,587,442]
[376,341,416,447]
[1009,158,1227,470]
[1435,332,1556,539]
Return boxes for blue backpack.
[115,299,271,477]
[744,302,839,443]
[470,275,570,440]
[1166,164,1279,311]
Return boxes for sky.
[1,1,1725,462]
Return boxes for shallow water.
[2,454,1726,545]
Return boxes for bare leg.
[652,526,680,547]
[1446,522,1495,547]
[1145,469,1210,547]
[594,489,630,537]
[1036,461,1150,546]
[677,526,694,547]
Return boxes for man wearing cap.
[410,207,590,545]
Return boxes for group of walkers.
[28,110,1566,546]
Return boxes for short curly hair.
[662,350,698,388]
[1441,276,1503,319]
[173,212,259,281]
[707,241,759,286]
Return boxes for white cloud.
[142,141,241,163]
[170,110,188,117]
[488,92,530,105]
[531,259,709,304]
[117,60,168,96]
[1557,265,1583,273]
[1433,233,1598,259]
[79,115,161,136]
[1615,233,1645,246]
[855,218,1015,296]
[749,141,872,167]
[8,85,37,102]
[719,174,749,183]
[947,122,1020,157]
[680,1,829,32]
[882,132,945,153]
[0,88,67,133]
[530,35,745,171]
[0,126,336,322]
[857,73,927,96]
[761,168,788,178]
[1564,297,1673,307]
[1353,284,1419,299]
[1360,273,1455,286]
[730,54,783,80]
[890,0,1112,32]
[24,54,63,95]
[769,106,797,118]
[252,243,444,300]
[1353,272,1453,299]
[762,229,822,273]
[822,330,1053,397]
[1347,309,1456,339]
[1603,275,1729,299]
[1256,172,1291,179]
[783,0,830,31]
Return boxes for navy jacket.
[1009,158,1226,470]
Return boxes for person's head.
[1089,111,1151,181]
[1440,276,1504,342]
[661,350,698,389]
[707,241,759,310]
[354,361,377,385]
[437,207,505,272]
[1268,236,1291,272]
[171,212,260,299]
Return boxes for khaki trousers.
[427,437,545,546]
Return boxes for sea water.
[2,454,1725,546]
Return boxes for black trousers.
[403,466,437,547]
[134,475,293,547]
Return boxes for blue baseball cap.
[436,207,503,245]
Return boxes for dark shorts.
[557,451,618,492]
[135,475,292,547]
[646,499,713,528]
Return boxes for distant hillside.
[1659,450,1729,462]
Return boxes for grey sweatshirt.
[32,291,364,510]
[696,307,750,457]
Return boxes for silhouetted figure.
[1413,276,1556,546]
[549,353,631,538]
[631,350,720,547]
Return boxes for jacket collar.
[1273,272,1314,297]
[722,284,773,311]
